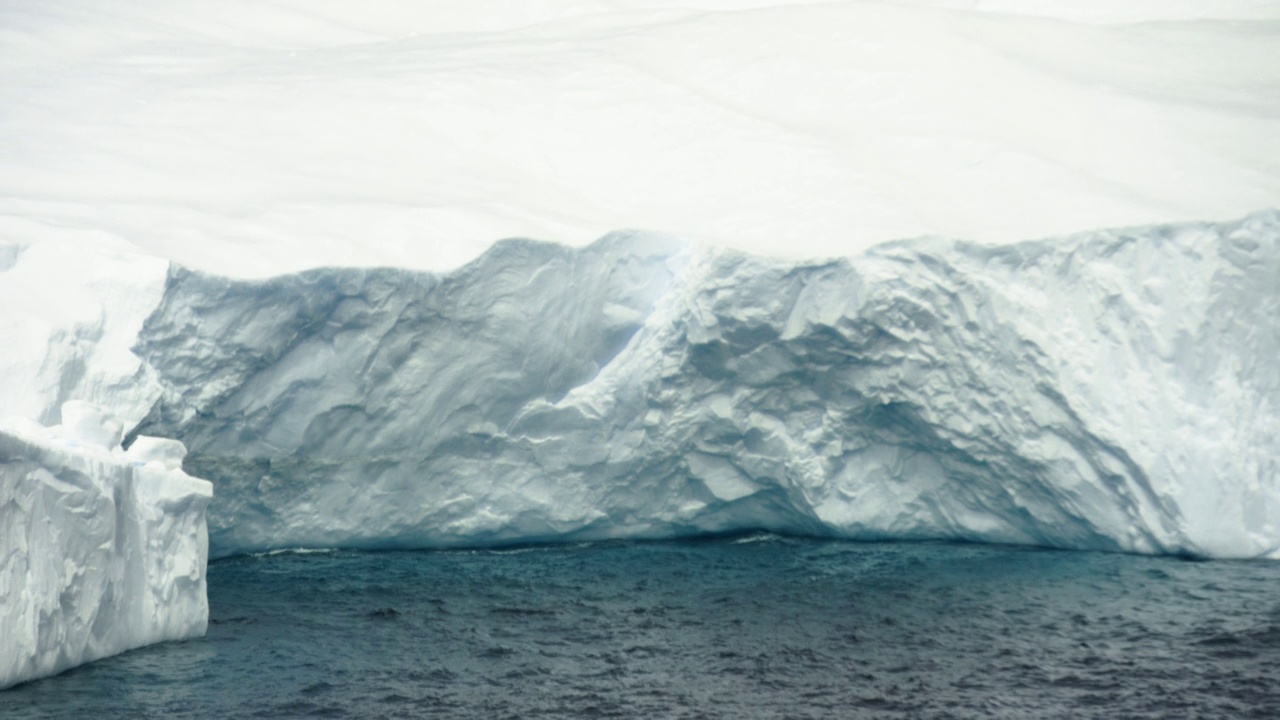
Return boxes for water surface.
[4,537,1279,718]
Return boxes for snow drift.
[0,405,212,690]
[117,211,1279,559]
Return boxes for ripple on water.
[3,539,1280,719]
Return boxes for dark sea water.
[4,536,1280,719]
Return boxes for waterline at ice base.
[118,210,1280,560]
[0,407,212,690]
[2,0,1279,701]
[6,210,1278,564]
[3,211,1277,691]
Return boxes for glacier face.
[0,407,212,690]
[126,212,1280,559]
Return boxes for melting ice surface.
[3,537,1280,718]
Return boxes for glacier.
[0,212,1275,687]
[0,404,212,690]
[101,210,1275,559]
[0,207,1275,646]
[3,0,1278,697]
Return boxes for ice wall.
[0,407,212,690]
[129,212,1279,559]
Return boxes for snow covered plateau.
[4,0,1279,274]
[2,0,1279,689]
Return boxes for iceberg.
[113,211,1277,559]
[4,216,1268,694]
[0,405,212,690]
[3,0,1277,694]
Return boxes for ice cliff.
[113,211,1278,559]
[0,403,212,690]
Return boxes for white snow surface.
[0,407,213,690]
[116,211,1278,560]
[3,1,1279,276]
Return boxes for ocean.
[4,536,1279,718]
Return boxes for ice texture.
[0,410,212,690]
[126,211,1279,559]
[3,0,1277,692]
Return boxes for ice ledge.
[0,409,213,690]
